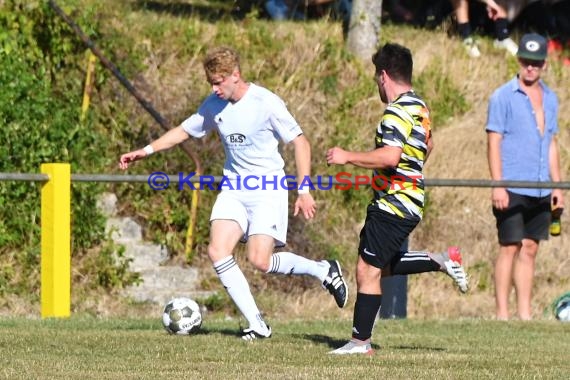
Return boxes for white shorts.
[210,188,288,247]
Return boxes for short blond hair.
[203,47,240,80]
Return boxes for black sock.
[352,293,382,341]
[495,18,509,41]
[458,22,472,40]
[391,251,441,275]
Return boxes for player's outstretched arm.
[119,149,147,170]
[119,126,190,170]
[326,145,401,169]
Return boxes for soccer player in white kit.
[119,46,348,340]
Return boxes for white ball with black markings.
[162,297,202,335]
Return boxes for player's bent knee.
[248,256,271,272]
[207,245,229,263]
[246,249,272,272]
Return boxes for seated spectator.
[541,0,570,65]
[451,0,518,57]
[381,1,452,28]
[265,0,351,22]
[421,0,453,29]
[385,0,416,23]
[264,0,303,20]
[505,0,569,65]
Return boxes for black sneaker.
[241,326,272,341]
[322,260,348,308]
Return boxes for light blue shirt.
[486,76,559,197]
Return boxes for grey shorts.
[492,191,551,244]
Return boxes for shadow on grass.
[393,345,446,351]
[291,333,381,351]
[193,326,243,338]
[293,333,446,352]
[166,328,446,352]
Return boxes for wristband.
[297,188,310,195]
[143,145,154,155]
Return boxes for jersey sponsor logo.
[226,133,246,144]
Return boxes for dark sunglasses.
[518,58,545,69]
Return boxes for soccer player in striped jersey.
[326,43,468,355]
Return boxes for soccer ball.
[162,297,202,335]
[554,293,570,322]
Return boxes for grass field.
[0,316,568,379]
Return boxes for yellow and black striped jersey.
[373,90,431,219]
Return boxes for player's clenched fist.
[326,147,348,165]
[119,149,147,170]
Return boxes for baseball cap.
[516,33,547,61]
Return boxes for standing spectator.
[326,43,468,355]
[486,33,564,320]
[119,46,348,340]
[451,0,518,57]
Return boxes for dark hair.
[371,43,413,84]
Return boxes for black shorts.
[358,204,420,269]
[493,191,551,245]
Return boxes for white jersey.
[181,83,302,179]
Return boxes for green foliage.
[196,292,235,314]
[469,260,493,292]
[91,241,141,290]
[0,1,135,298]
[0,247,39,299]
[414,60,470,128]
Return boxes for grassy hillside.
[3,0,569,320]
